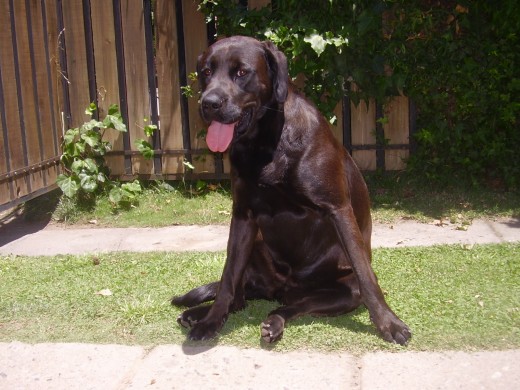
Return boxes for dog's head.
[197,36,288,152]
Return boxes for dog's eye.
[202,68,212,77]
[236,69,248,78]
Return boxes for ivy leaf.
[135,139,154,159]
[103,115,127,132]
[73,142,85,156]
[81,131,101,147]
[83,158,99,173]
[79,172,98,192]
[183,159,195,170]
[71,159,84,174]
[57,174,80,198]
[82,119,103,131]
[121,180,142,198]
[109,186,123,204]
[144,124,157,137]
[85,102,97,116]
[107,104,120,116]
[63,128,79,146]
[103,105,126,132]
[97,172,107,183]
[304,33,327,56]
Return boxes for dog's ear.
[262,40,288,103]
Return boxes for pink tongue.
[206,121,236,152]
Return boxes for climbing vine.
[198,0,520,188]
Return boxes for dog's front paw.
[260,314,285,343]
[375,313,411,345]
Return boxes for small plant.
[134,118,158,160]
[57,103,142,206]
[180,72,198,98]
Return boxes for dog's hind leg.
[171,281,219,307]
[260,281,362,343]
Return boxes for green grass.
[1,243,518,353]
[50,182,232,227]
[365,173,520,224]
[14,174,518,227]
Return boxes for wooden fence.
[0,0,414,212]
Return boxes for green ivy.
[198,0,520,188]
[57,104,146,206]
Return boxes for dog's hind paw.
[177,305,211,329]
[260,314,285,343]
[177,313,197,328]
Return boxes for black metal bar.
[0,53,15,199]
[25,0,47,186]
[9,0,31,193]
[408,99,417,155]
[203,4,223,178]
[206,4,217,44]
[143,0,162,175]
[107,149,211,157]
[40,0,60,157]
[112,0,132,175]
[55,0,71,130]
[82,0,97,113]
[375,102,385,170]
[0,157,61,182]
[349,143,409,151]
[342,95,352,155]
[175,0,192,167]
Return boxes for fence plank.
[45,0,65,144]
[28,0,59,187]
[331,101,344,145]
[12,0,45,192]
[90,0,125,176]
[120,0,153,175]
[155,0,184,176]
[182,0,212,174]
[351,99,377,170]
[62,0,91,127]
[0,0,28,203]
[384,95,409,170]
[0,108,10,206]
[248,0,270,9]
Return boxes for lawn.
[1,243,518,353]
[16,174,519,228]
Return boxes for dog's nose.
[201,93,224,114]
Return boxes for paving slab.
[0,342,144,390]
[361,350,520,390]
[126,345,355,389]
[2,342,519,390]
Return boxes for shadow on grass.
[365,172,520,221]
[177,302,377,354]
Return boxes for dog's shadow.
[177,301,376,355]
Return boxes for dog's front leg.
[188,214,258,341]
[331,206,411,345]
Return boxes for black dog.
[172,36,411,345]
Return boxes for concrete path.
[1,217,519,256]
[1,217,519,389]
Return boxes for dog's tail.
[171,282,219,307]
